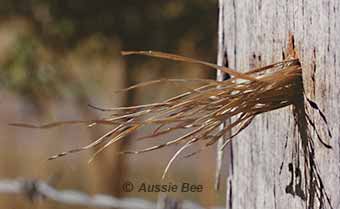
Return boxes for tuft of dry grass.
[11,50,334,208]
[11,51,304,176]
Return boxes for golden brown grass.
[10,50,334,208]
[11,51,303,175]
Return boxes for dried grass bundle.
[11,50,333,208]
[11,51,303,174]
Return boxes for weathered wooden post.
[218,0,340,208]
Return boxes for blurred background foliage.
[0,0,216,52]
[0,0,218,107]
[0,1,225,208]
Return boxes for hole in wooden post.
[286,33,333,209]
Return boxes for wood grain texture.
[215,0,231,192]
[219,0,340,208]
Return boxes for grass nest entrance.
[12,50,333,209]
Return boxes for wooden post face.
[219,0,339,208]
